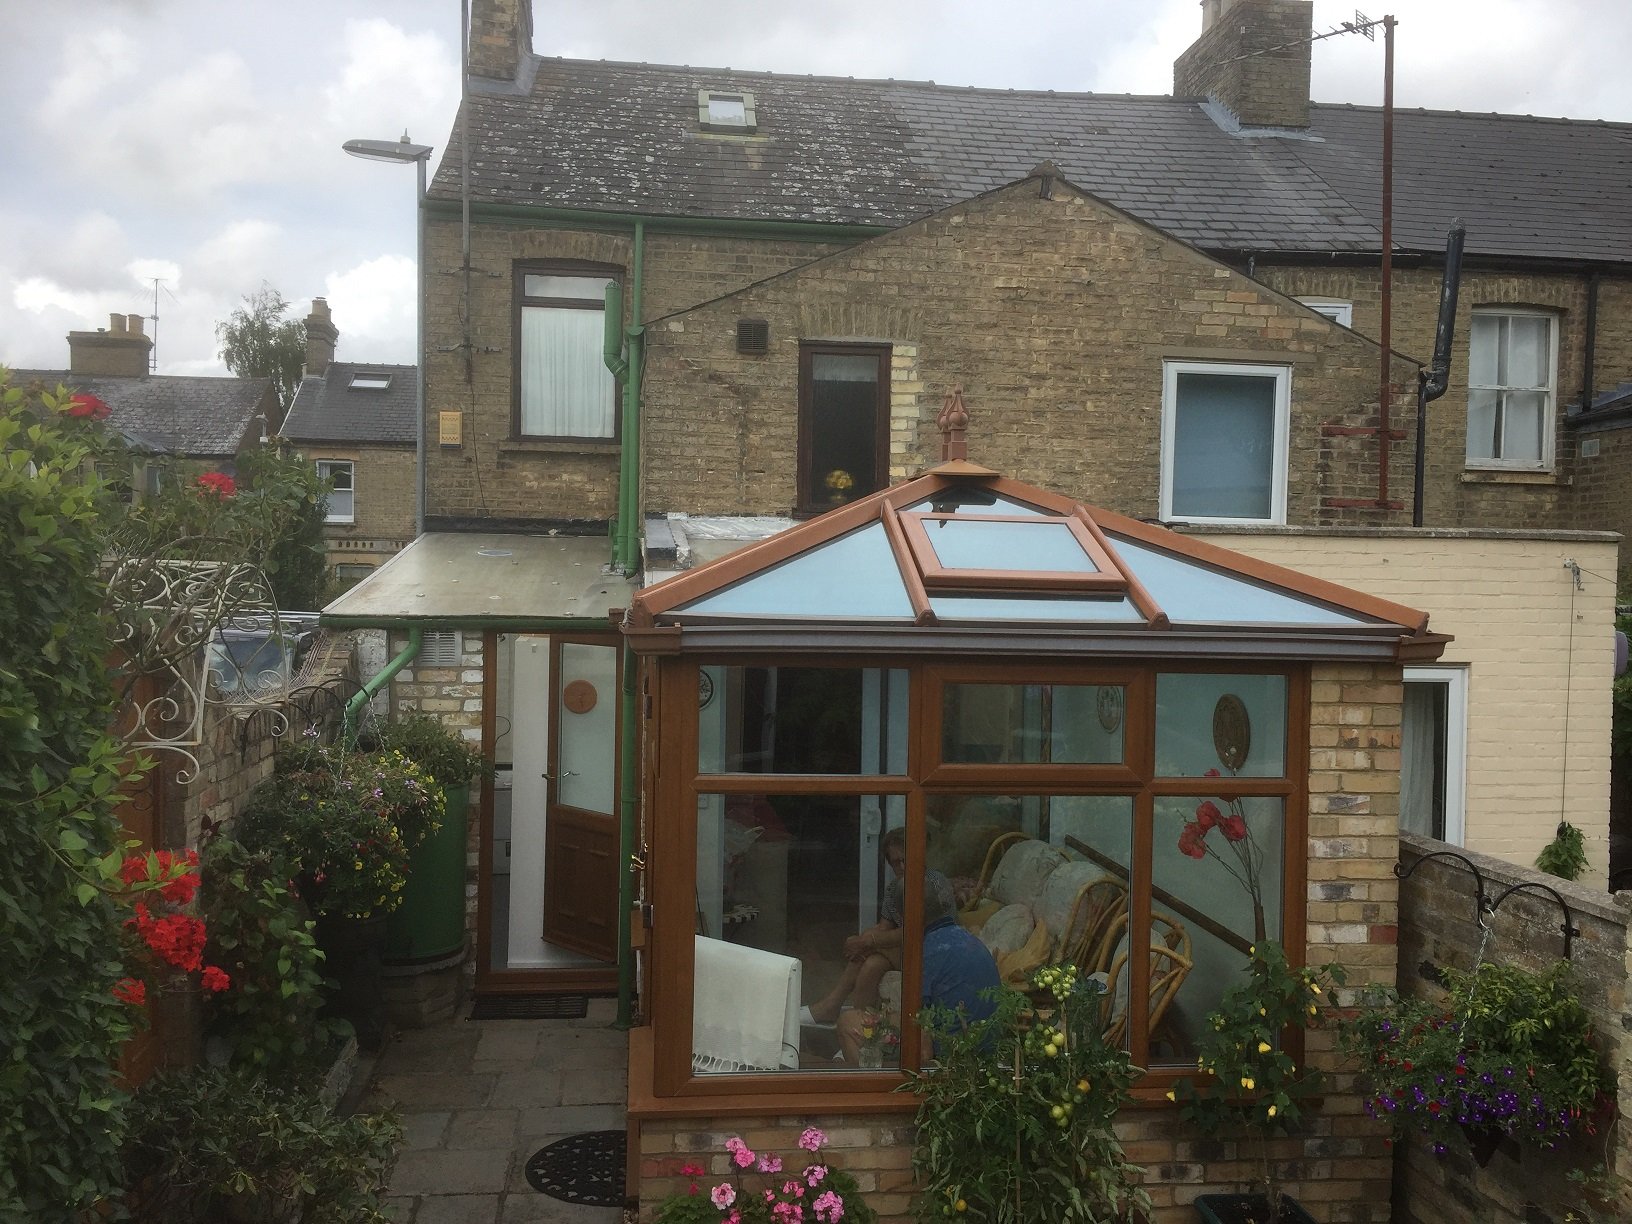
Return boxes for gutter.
[342,626,422,743]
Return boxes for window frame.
[1296,298,1354,328]
[647,655,1310,1104]
[315,458,355,524]
[511,260,623,443]
[1465,307,1558,472]
[796,342,891,518]
[697,89,758,133]
[1159,360,1291,526]
[1400,665,1468,845]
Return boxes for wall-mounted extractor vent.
[420,630,462,667]
[736,318,770,354]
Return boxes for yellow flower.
[955,1201,967,1213]
[1258,1041,1272,1054]
[1309,1004,1318,1015]
[1241,1076,1255,1090]
[1267,1104,1278,1118]
[1311,983,1322,994]
[1165,1090,1176,1102]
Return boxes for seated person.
[836,871,1000,1065]
[803,827,950,1026]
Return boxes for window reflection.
[699,666,908,774]
[942,683,1126,765]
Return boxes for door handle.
[542,770,555,782]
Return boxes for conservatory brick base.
[630,662,1402,1224]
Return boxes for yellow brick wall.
[1205,529,1618,883]
[299,443,415,573]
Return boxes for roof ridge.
[1310,99,1632,129]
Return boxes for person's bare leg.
[849,949,899,1011]
[807,959,862,1023]
[836,1009,865,1064]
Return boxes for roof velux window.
[349,372,392,390]
[698,89,756,133]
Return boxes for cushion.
[957,898,1002,934]
[978,903,1036,957]
[1034,862,1102,943]
[996,916,1052,985]
[988,840,1066,907]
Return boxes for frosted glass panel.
[1155,673,1286,778]
[679,525,913,619]
[524,274,614,299]
[1171,372,1276,520]
[557,643,617,813]
[925,519,1097,573]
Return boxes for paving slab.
[415,1193,504,1223]
[387,1147,514,1197]
[374,1070,499,1109]
[400,1110,453,1150]
[448,1107,524,1150]
[488,1068,566,1108]
[517,1103,624,1136]
[500,1194,625,1223]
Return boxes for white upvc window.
[1160,360,1291,525]
[1466,308,1557,470]
[1297,298,1353,327]
[316,459,354,523]
[1400,666,1468,846]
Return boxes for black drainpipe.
[1413,220,1466,527]
[1582,270,1600,420]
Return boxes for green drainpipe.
[615,639,638,1029]
[342,626,423,744]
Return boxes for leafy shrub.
[201,837,349,1076]
[905,964,1149,1223]
[370,713,491,787]
[122,1065,402,1223]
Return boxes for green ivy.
[0,376,136,1220]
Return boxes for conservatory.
[623,460,1445,1121]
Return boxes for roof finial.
[938,385,969,461]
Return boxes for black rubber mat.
[468,994,589,1020]
[525,1129,627,1206]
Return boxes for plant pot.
[314,912,389,1049]
[1195,1193,1316,1224]
[385,782,471,963]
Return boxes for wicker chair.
[1095,910,1193,1050]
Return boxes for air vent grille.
[736,318,770,354]
[420,630,462,667]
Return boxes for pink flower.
[1194,800,1222,830]
[1177,821,1207,860]
[1221,814,1249,842]
[711,1184,737,1209]
[813,1190,845,1223]
[1204,767,1222,778]
[757,1154,783,1174]
[680,1164,704,1178]
[798,1127,827,1152]
[733,1145,756,1169]
[782,1179,804,1197]
[805,1165,828,1187]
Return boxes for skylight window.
[698,90,756,133]
[349,372,392,390]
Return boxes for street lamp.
[343,134,434,537]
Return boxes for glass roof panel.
[904,488,1048,516]
[922,518,1099,574]
[1108,537,1383,627]
[930,594,1139,623]
[675,523,914,619]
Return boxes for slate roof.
[7,369,269,458]
[434,57,1632,264]
[282,363,417,446]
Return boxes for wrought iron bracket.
[1395,851,1581,960]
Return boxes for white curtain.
[1399,684,1439,838]
[519,306,615,437]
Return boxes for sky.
[2,0,1628,378]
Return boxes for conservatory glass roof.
[631,465,1441,662]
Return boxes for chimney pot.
[109,313,126,334]
[127,314,144,337]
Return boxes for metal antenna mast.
[146,277,164,371]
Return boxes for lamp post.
[343,134,434,537]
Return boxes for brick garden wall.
[634,661,1403,1224]
[1393,835,1632,1223]
[639,176,1419,525]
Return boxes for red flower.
[112,977,146,1006]
[1194,800,1222,830]
[130,903,207,972]
[1177,821,1208,859]
[1220,814,1249,842]
[65,392,110,420]
[195,471,237,497]
[200,965,231,993]
[1204,768,1222,778]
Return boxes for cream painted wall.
[1203,530,1619,886]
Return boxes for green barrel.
[384,782,470,963]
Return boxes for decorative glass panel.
[694,794,905,1074]
[924,519,1098,573]
[520,305,615,437]
[1155,673,1287,778]
[1171,372,1277,520]
[1151,796,1283,1063]
[941,683,1126,765]
[698,667,908,774]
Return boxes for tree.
[216,285,306,412]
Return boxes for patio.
[350,998,629,1223]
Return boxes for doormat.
[525,1129,627,1207]
[469,994,589,1021]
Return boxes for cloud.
[324,254,417,364]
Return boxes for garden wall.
[1394,834,1632,1223]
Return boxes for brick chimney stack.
[1175,0,1314,130]
[468,0,533,82]
[67,312,152,377]
[304,297,339,377]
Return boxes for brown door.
[541,638,619,960]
